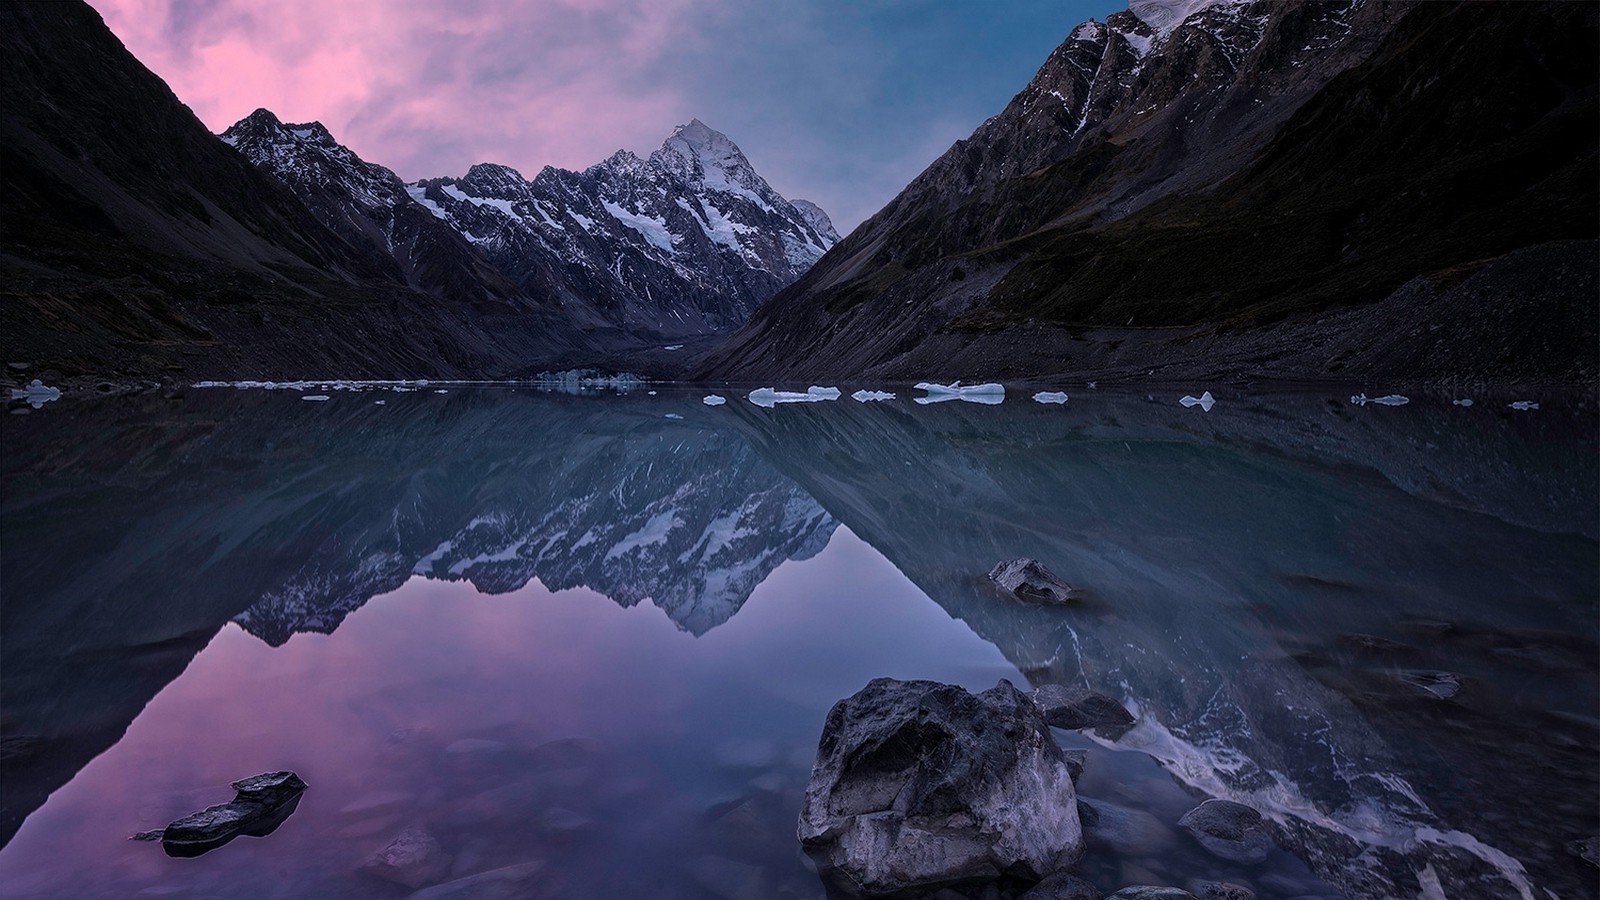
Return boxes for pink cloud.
[87,0,709,180]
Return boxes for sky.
[87,0,1123,233]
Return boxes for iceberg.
[1452,398,1474,407]
[1179,391,1215,411]
[914,381,1004,405]
[851,390,896,402]
[1350,393,1409,406]
[747,386,841,408]
[301,395,331,401]
[1032,391,1069,405]
[702,394,727,406]
[1508,400,1539,411]
[9,378,61,408]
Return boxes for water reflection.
[1,387,1594,899]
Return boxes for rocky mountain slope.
[0,1,599,382]
[699,0,1598,384]
[226,111,837,343]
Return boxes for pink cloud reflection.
[87,0,707,179]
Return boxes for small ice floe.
[747,386,841,408]
[9,378,61,408]
[434,389,448,394]
[1086,381,1098,390]
[301,394,330,401]
[664,413,684,419]
[914,381,1004,405]
[663,344,684,351]
[374,400,386,405]
[648,391,658,396]
[1350,393,1409,406]
[852,390,896,402]
[1509,400,1539,411]
[1179,391,1215,411]
[702,394,726,406]
[1452,398,1474,407]
[1032,391,1069,405]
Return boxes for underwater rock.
[1177,799,1274,865]
[1033,685,1135,734]
[362,825,452,889]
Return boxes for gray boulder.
[798,678,1084,896]
[1033,684,1135,733]
[989,559,1078,605]
[1176,799,1274,864]
[1107,889,1196,900]
[1021,873,1104,899]
[1185,880,1255,900]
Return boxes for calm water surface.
[2,384,1595,899]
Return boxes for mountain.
[699,0,1598,384]
[0,1,593,383]
[227,112,838,343]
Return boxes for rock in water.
[1021,873,1104,899]
[1176,799,1274,864]
[989,559,1078,605]
[1107,889,1197,900]
[1033,684,1135,734]
[798,678,1083,896]
[362,826,452,888]
[159,771,307,858]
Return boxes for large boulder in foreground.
[799,678,1083,896]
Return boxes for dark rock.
[403,861,548,900]
[362,825,452,889]
[798,678,1083,896]
[989,559,1078,605]
[1035,685,1135,734]
[1075,800,1099,828]
[1021,872,1104,900]
[1062,749,1088,782]
[158,771,307,858]
[1568,835,1599,868]
[1176,799,1274,865]
[1185,880,1256,900]
[1106,889,1196,900]
[129,829,164,842]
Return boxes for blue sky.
[92,0,1123,233]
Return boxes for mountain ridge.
[696,0,1597,385]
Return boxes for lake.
[2,383,1595,899]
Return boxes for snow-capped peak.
[1128,0,1244,36]
[790,199,841,244]
[652,119,771,206]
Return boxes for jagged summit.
[1128,0,1242,36]
[228,111,838,341]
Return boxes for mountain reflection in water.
[2,386,1594,899]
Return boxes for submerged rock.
[799,678,1083,896]
[1185,880,1255,900]
[989,559,1078,605]
[1033,684,1135,734]
[362,826,452,889]
[1568,835,1599,868]
[157,771,307,857]
[1107,888,1197,900]
[1020,872,1103,899]
[404,861,548,900]
[1176,799,1274,865]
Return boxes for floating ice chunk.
[434,389,449,394]
[1452,398,1474,407]
[301,394,330,401]
[664,413,684,419]
[747,387,839,408]
[914,381,1004,404]
[1350,393,1408,406]
[374,400,387,405]
[664,344,684,351]
[1033,391,1069,405]
[703,394,726,406]
[1179,391,1215,411]
[851,390,896,402]
[1086,381,1097,390]
[1509,400,1539,411]
[9,378,61,408]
